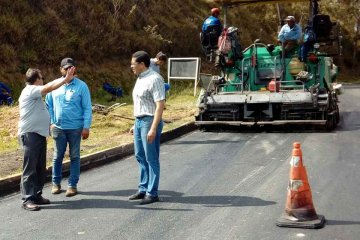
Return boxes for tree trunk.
[353,17,360,65]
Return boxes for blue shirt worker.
[278,16,302,55]
[129,51,165,205]
[18,67,74,211]
[45,58,92,197]
[201,8,223,52]
[0,81,13,105]
[202,8,222,33]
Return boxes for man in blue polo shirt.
[45,57,92,197]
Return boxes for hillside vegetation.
[0,0,359,178]
[0,0,359,99]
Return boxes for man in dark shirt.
[0,82,13,105]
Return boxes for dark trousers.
[19,132,47,202]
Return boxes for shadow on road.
[80,189,152,197]
[167,139,243,145]
[335,111,360,132]
[325,219,360,226]
[40,199,192,211]
[40,189,275,210]
[162,195,276,207]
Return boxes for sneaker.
[139,195,160,205]
[128,191,146,200]
[65,187,77,197]
[35,196,50,205]
[51,184,61,194]
[22,201,40,211]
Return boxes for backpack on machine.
[217,26,243,67]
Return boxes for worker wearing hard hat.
[201,8,223,57]
[202,8,222,33]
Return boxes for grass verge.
[0,86,198,178]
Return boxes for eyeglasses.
[130,62,140,67]
[39,77,45,80]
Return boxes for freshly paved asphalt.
[1,84,359,240]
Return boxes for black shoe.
[22,201,40,211]
[129,192,146,200]
[139,195,159,205]
[35,196,50,205]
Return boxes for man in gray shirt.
[149,51,167,74]
[18,67,74,211]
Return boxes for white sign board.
[167,57,201,96]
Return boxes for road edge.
[0,121,196,197]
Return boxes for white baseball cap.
[285,16,296,21]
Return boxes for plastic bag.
[218,31,231,54]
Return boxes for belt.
[135,115,153,119]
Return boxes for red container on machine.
[268,79,280,92]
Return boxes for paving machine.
[196,0,343,131]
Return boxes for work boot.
[51,184,61,194]
[35,196,51,205]
[129,191,146,200]
[22,201,40,211]
[139,195,160,205]
[65,187,77,197]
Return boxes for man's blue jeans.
[51,127,82,188]
[134,116,163,197]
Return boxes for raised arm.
[40,67,75,95]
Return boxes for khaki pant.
[283,40,298,56]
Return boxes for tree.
[337,0,360,65]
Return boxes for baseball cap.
[60,58,76,69]
[156,51,167,61]
[285,16,295,21]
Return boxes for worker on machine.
[278,16,302,56]
[200,8,223,58]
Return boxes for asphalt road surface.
[1,84,359,240]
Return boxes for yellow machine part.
[289,57,305,76]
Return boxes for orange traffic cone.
[276,142,325,229]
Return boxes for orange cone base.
[276,214,325,229]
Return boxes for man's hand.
[147,128,156,143]
[64,67,76,83]
[129,126,134,135]
[82,128,90,140]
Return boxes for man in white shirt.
[278,16,302,56]
[129,51,165,205]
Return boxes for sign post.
[167,57,201,96]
